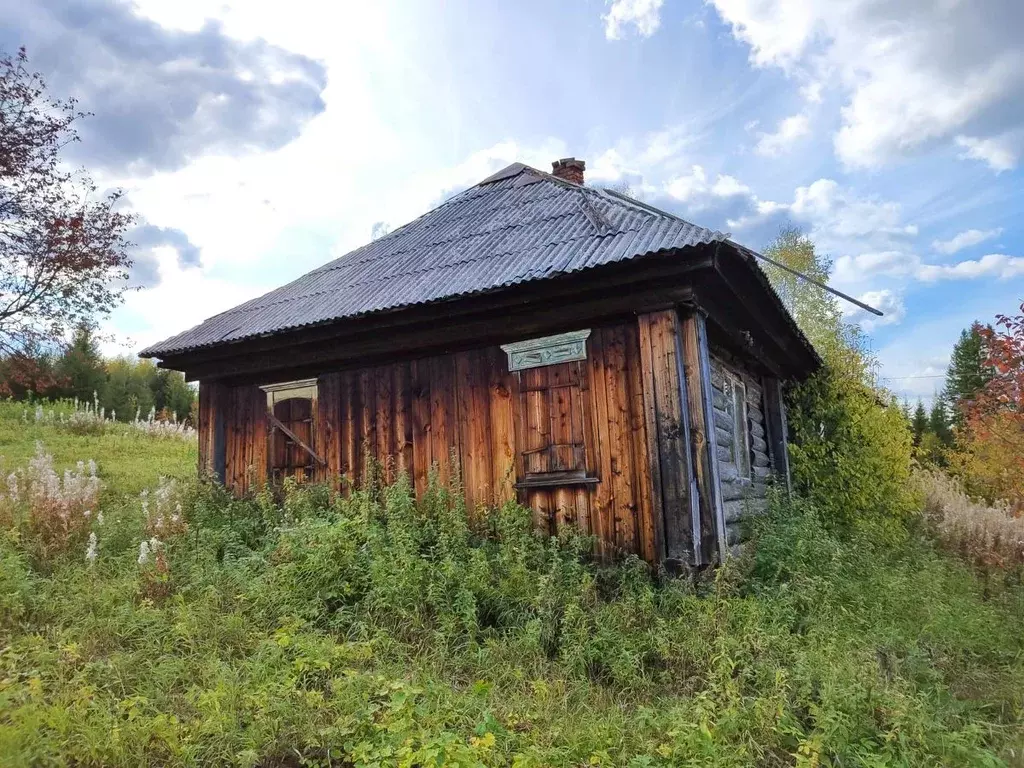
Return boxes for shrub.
[917,469,1024,576]
[786,367,918,540]
[0,442,100,560]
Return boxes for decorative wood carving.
[501,330,591,372]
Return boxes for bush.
[1,447,1022,766]
[786,366,918,540]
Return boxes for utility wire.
[751,249,884,317]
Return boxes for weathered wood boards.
[636,310,694,564]
[196,310,786,566]
[679,311,726,565]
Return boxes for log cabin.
[141,158,819,568]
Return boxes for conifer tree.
[56,326,106,402]
[911,400,929,446]
[944,324,992,425]
[929,395,953,447]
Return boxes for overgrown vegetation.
[1,409,1023,766]
[917,468,1024,579]
[762,228,918,539]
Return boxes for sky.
[2,0,1022,404]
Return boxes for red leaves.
[1,48,132,356]
[956,301,1024,511]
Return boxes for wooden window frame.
[261,379,323,483]
[725,372,752,481]
[511,358,598,490]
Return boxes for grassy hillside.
[1,402,1022,766]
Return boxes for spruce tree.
[928,395,953,447]
[56,326,106,403]
[943,324,992,425]
[911,400,929,446]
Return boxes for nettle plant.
[0,441,100,560]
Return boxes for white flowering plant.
[26,395,196,441]
[0,442,102,560]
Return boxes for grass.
[0,400,196,499]
[1,401,1023,766]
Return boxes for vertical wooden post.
[636,310,694,567]
[762,376,792,496]
[210,381,227,484]
[679,310,727,564]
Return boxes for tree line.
[903,323,990,466]
[0,326,195,423]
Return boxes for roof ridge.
[140,160,730,358]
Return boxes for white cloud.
[103,251,265,358]
[603,0,664,40]
[834,250,1024,285]
[788,179,917,245]
[754,113,810,156]
[841,288,906,331]
[916,253,1024,282]
[832,251,918,284]
[709,0,1024,171]
[931,227,1003,255]
[955,134,1019,172]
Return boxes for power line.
[749,248,884,316]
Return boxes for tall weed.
[1,464,1022,766]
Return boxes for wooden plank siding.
[679,311,726,565]
[636,310,695,565]
[204,313,745,565]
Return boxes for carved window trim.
[501,329,591,372]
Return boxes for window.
[262,379,318,483]
[516,361,592,484]
[503,331,596,488]
[725,373,751,480]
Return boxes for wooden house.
[141,158,819,568]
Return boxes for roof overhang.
[149,243,819,387]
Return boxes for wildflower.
[138,540,151,565]
[6,472,17,502]
[96,511,104,525]
[85,532,98,563]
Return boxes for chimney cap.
[551,157,586,185]
[552,157,585,171]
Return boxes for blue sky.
[3,0,1021,402]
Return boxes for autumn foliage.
[951,301,1024,512]
[0,48,132,365]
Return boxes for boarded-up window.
[514,361,594,485]
[724,373,751,480]
[264,380,318,483]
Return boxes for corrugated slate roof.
[142,163,728,358]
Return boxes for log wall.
[709,351,772,550]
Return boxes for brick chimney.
[551,157,585,185]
